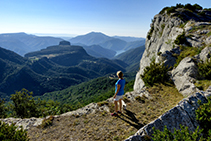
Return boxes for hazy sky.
[0,0,211,38]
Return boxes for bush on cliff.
[159,3,203,15]
[141,60,170,86]
[152,97,211,140]
[9,88,67,118]
[0,98,7,118]
[152,125,203,141]
[174,32,187,45]
[198,59,211,80]
[196,97,211,136]
[0,121,29,141]
[10,88,40,118]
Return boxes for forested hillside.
[0,41,127,99]
[114,45,145,72]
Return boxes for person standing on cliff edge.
[111,71,126,116]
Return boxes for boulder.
[199,47,211,62]
[172,57,199,97]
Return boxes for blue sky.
[0,0,211,38]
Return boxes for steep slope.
[114,45,145,72]
[0,46,27,65]
[83,45,116,58]
[99,38,127,51]
[134,4,211,96]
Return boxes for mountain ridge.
[0,41,127,98]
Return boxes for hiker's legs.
[119,99,122,112]
[114,100,118,113]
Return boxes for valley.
[0,32,145,101]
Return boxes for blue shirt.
[115,79,125,96]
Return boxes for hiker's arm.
[114,84,121,98]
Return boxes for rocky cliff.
[126,86,211,141]
[134,4,211,97]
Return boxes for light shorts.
[114,95,123,101]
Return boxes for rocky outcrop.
[59,40,71,46]
[0,117,43,130]
[0,88,149,131]
[125,86,211,141]
[134,13,184,92]
[171,57,199,96]
[130,5,211,140]
[198,46,211,62]
[134,7,211,97]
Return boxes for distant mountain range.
[0,32,63,56]
[0,32,145,59]
[70,32,145,52]
[0,32,145,99]
[0,41,129,99]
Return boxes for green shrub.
[198,59,211,80]
[147,26,154,40]
[0,121,29,141]
[152,125,203,141]
[9,88,62,118]
[174,32,187,45]
[0,98,7,118]
[176,3,184,8]
[192,4,203,11]
[10,88,40,118]
[141,60,170,87]
[198,11,206,16]
[97,101,109,107]
[151,96,211,140]
[196,97,211,134]
[204,8,211,11]
[183,3,203,12]
[39,115,54,129]
[159,6,176,15]
[135,95,147,103]
[174,46,203,68]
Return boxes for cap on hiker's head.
[117,71,123,78]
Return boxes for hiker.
[111,71,126,116]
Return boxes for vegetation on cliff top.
[159,3,205,15]
[152,97,211,140]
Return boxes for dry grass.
[27,84,183,141]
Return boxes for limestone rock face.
[125,90,210,141]
[134,13,183,91]
[134,9,211,97]
[0,117,43,130]
[199,47,211,62]
[172,57,199,96]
